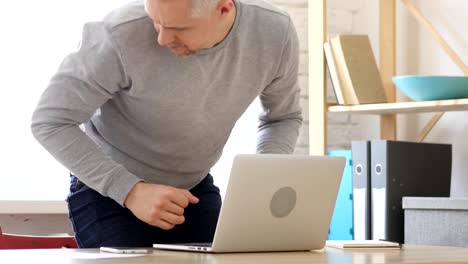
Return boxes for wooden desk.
[1,245,468,263]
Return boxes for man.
[31,0,302,248]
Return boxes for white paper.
[326,240,400,249]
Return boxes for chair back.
[0,226,78,249]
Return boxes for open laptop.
[154,154,346,253]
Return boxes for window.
[0,0,258,200]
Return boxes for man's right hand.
[123,182,199,230]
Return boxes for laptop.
[154,154,346,253]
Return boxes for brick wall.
[269,0,363,154]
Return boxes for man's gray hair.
[191,0,220,17]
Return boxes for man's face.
[145,0,220,56]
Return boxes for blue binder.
[327,150,353,240]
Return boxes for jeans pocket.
[69,175,87,193]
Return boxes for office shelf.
[308,0,465,154]
[328,98,468,115]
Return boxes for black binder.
[351,141,372,240]
[370,140,452,243]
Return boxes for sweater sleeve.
[31,22,141,206]
[256,18,303,154]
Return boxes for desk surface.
[1,245,468,264]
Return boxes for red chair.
[0,226,78,249]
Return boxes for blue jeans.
[66,174,222,248]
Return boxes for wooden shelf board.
[328,98,468,114]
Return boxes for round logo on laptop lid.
[270,186,297,218]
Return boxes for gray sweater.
[31,0,302,206]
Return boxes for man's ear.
[218,0,234,16]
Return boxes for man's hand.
[124,182,199,230]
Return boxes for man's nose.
[157,27,175,46]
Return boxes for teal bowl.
[392,75,468,101]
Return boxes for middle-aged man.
[31,0,302,247]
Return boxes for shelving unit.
[308,0,466,154]
[308,0,396,155]
[329,98,468,115]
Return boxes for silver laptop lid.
[210,154,345,252]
